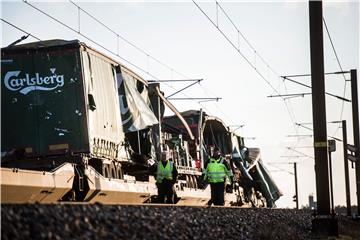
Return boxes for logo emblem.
[3,68,65,95]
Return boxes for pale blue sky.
[1,0,359,208]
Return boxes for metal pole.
[294,162,299,210]
[342,120,351,216]
[166,79,202,98]
[328,150,334,216]
[137,131,142,154]
[199,108,204,169]
[282,76,350,102]
[350,69,360,215]
[158,95,163,153]
[309,0,331,215]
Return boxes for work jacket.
[156,160,174,183]
[204,157,232,183]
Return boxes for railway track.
[1,203,313,240]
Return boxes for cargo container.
[1,39,127,166]
[1,40,135,202]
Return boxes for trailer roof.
[164,110,229,131]
[2,39,119,64]
[2,39,148,85]
[3,39,80,50]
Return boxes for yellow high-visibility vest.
[205,158,229,183]
[156,160,173,183]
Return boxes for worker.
[204,148,233,206]
[156,150,178,204]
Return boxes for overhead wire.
[68,0,227,117]
[71,1,229,124]
[23,0,160,81]
[323,17,348,136]
[193,0,300,138]
[22,0,219,116]
[216,1,282,79]
[193,0,280,95]
[48,0,284,133]
[1,18,41,41]
[68,0,189,80]
[286,147,314,159]
[267,163,294,175]
[295,123,342,142]
[11,1,323,152]
[212,1,309,155]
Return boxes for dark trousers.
[210,182,225,206]
[157,179,174,204]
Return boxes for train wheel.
[192,176,198,189]
[117,165,123,179]
[185,175,191,188]
[189,175,195,189]
[110,164,117,179]
[103,164,110,178]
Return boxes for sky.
[1,0,359,208]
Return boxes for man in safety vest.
[204,148,233,206]
[156,150,178,203]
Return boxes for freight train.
[1,39,282,206]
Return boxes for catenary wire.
[68,0,190,80]
[323,17,348,136]
[67,0,226,117]
[193,1,300,136]
[22,1,221,120]
[1,18,41,41]
[68,1,239,125]
[69,0,240,127]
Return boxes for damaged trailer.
[1,39,158,203]
[0,39,209,205]
[162,110,283,207]
[119,79,210,205]
[1,39,281,207]
[0,39,205,205]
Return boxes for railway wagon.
[1,39,281,207]
[162,110,283,207]
[0,39,212,205]
[1,39,158,203]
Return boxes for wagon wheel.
[189,175,195,189]
[185,175,191,188]
[192,175,198,189]
[116,165,123,179]
[111,164,118,179]
[102,164,110,178]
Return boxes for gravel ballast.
[1,204,312,240]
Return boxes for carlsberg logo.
[3,68,65,95]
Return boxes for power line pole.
[309,0,337,236]
[328,140,336,216]
[309,0,330,216]
[342,120,351,216]
[350,69,360,216]
[294,162,299,210]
